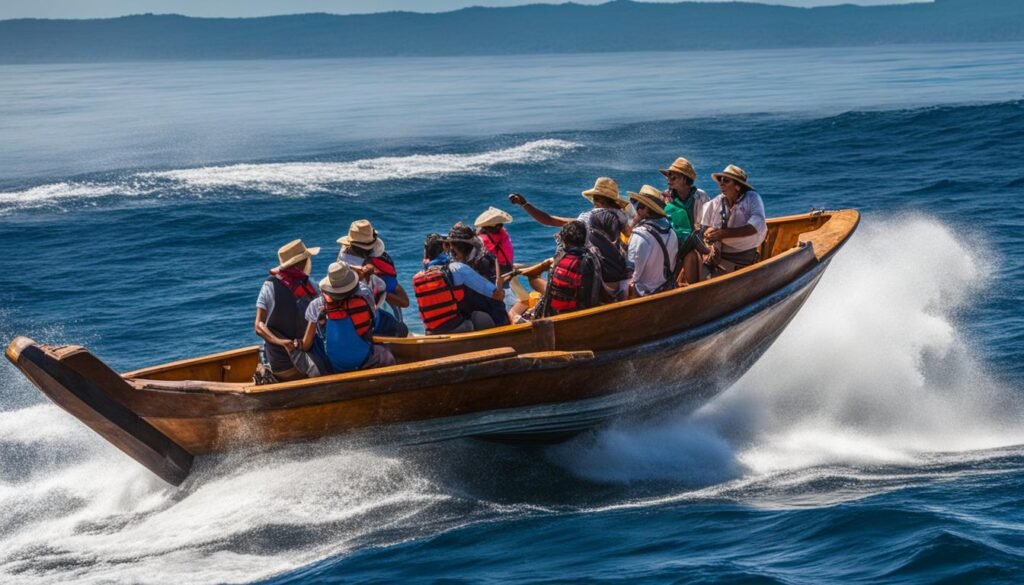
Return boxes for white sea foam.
[556,215,1024,486]
[142,139,579,194]
[0,139,580,212]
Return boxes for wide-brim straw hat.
[712,164,754,191]
[582,177,629,209]
[319,261,360,296]
[276,239,321,275]
[627,184,669,218]
[659,157,697,182]
[474,206,513,228]
[337,219,385,256]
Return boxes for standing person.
[507,177,632,241]
[337,219,410,337]
[474,206,515,275]
[626,185,679,298]
[299,261,396,374]
[700,164,768,276]
[660,157,710,284]
[254,239,324,382]
[539,220,603,317]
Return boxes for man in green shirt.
[660,157,710,284]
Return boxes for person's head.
[587,208,621,242]
[557,220,588,248]
[276,239,321,275]
[319,261,359,301]
[337,219,385,257]
[581,177,628,211]
[712,164,753,200]
[474,207,513,235]
[660,157,698,195]
[628,185,669,220]
[446,222,479,262]
[423,233,445,262]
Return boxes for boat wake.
[0,215,1021,584]
[0,139,580,214]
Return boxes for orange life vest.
[413,267,464,332]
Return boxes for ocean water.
[1,43,1023,584]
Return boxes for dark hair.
[343,244,369,259]
[449,241,474,258]
[423,233,445,260]
[593,195,619,209]
[559,220,587,247]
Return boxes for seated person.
[627,185,679,298]
[538,220,603,317]
[698,165,768,276]
[299,261,396,374]
[337,219,410,337]
[254,239,323,382]
[586,208,630,302]
[413,233,507,334]
[660,157,711,285]
[474,206,515,276]
[507,177,632,241]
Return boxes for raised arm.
[508,193,573,227]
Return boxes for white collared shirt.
[701,190,768,253]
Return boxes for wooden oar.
[502,258,553,281]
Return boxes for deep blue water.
[0,44,1022,584]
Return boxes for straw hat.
[582,177,629,209]
[659,157,697,182]
[627,184,668,218]
[337,219,385,256]
[319,261,360,296]
[276,239,321,275]
[712,164,754,191]
[474,206,513,228]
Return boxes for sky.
[0,0,925,20]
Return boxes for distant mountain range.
[1,0,1022,64]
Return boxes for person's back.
[254,239,323,381]
[446,222,509,328]
[414,233,474,335]
[586,208,629,300]
[542,221,603,316]
[336,218,410,337]
[475,207,516,276]
[302,261,395,373]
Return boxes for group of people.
[254,157,767,383]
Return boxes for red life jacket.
[368,253,398,277]
[323,294,374,339]
[413,267,464,332]
[271,267,317,299]
[548,249,585,313]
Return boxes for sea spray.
[553,215,1024,484]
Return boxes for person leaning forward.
[413,233,508,334]
[298,261,396,374]
[254,239,325,382]
[508,177,632,242]
[627,185,679,298]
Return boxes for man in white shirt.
[626,185,679,298]
[700,164,768,275]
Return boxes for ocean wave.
[0,139,580,213]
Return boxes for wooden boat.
[6,210,858,485]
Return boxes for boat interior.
[122,211,847,386]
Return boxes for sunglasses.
[717,177,734,185]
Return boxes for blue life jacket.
[317,294,373,373]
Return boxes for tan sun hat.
[659,157,697,182]
[627,184,669,218]
[319,261,360,296]
[474,206,513,229]
[337,219,385,256]
[712,164,754,191]
[582,177,630,209]
[276,239,321,275]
